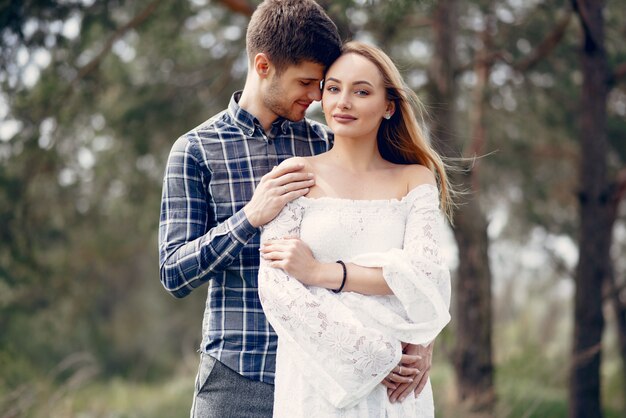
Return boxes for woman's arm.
[260,239,392,295]
[258,201,402,408]
[261,165,440,297]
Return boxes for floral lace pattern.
[258,184,450,417]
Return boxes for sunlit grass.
[18,375,193,418]
[13,352,624,418]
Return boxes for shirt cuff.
[227,208,259,243]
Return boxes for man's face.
[262,61,325,122]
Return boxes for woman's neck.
[327,135,386,173]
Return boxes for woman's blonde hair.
[341,41,454,219]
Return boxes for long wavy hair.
[341,41,454,219]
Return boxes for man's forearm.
[159,207,258,298]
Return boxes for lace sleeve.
[402,185,451,311]
[258,200,402,408]
[348,185,451,345]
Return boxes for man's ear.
[254,53,272,78]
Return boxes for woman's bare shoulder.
[278,156,317,173]
[402,164,436,190]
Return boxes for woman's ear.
[254,53,271,78]
[384,101,396,119]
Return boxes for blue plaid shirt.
[159,92,331,384]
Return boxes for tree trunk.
[604,174,626,415]
[569,1,610,417]
[428,0,495,412]
[451,182,495,412]
[607,267,626,416]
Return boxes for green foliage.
[1,0,625,413]
[0,0,235,392]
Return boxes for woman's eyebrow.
[325,77,374,87]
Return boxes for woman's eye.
[326,86,339,92]
[355,90,369,96]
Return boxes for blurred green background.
[1,0,625,417]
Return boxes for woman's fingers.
[394,377,419,403]
[261,241,288,251]
[387,373,414,384]
[262,251,286,261]
[384,364,420,385]
[380,379,397,390]
[413,370,429,398]
[260,238,303,258]
[394,365,420,376]
[399,354,420,365]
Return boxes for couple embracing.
[159,1,452,417]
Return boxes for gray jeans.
[190,353,274,418]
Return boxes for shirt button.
[248,130,254,135]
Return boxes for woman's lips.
[333,113,357,122]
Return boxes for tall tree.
[605,170,626,412]
[569,0,610,416]
[427,0,495,412]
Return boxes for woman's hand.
[386,342,434,403]
[260,237,322,286]
[380,353,421,391]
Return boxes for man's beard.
[263,78,304,122]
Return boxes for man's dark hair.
[246,0,342,73]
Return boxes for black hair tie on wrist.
[333,260,347,293]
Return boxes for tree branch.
[453,8,571,78]
[72,0,160,85]
[513,12,572,73]
[215,0,254,17]
[571,0,603,51]
[404,16,433,28]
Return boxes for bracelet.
[332,260,347,293]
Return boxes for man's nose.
[309,87,322,102]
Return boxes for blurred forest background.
[1,0,625,417]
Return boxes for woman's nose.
[338,93,351,110]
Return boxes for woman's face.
[322,53,392,140]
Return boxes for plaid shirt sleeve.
[158,135,258,298]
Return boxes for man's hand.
[380,353,421,391]
[244,160,314,228]
[386,342,433,403]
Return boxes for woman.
[258,41,452,417]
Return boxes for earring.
[384,112,391,120]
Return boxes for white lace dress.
[258,184,451,418]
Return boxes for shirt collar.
[228,91,291,136]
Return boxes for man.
[159,1,431,416]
